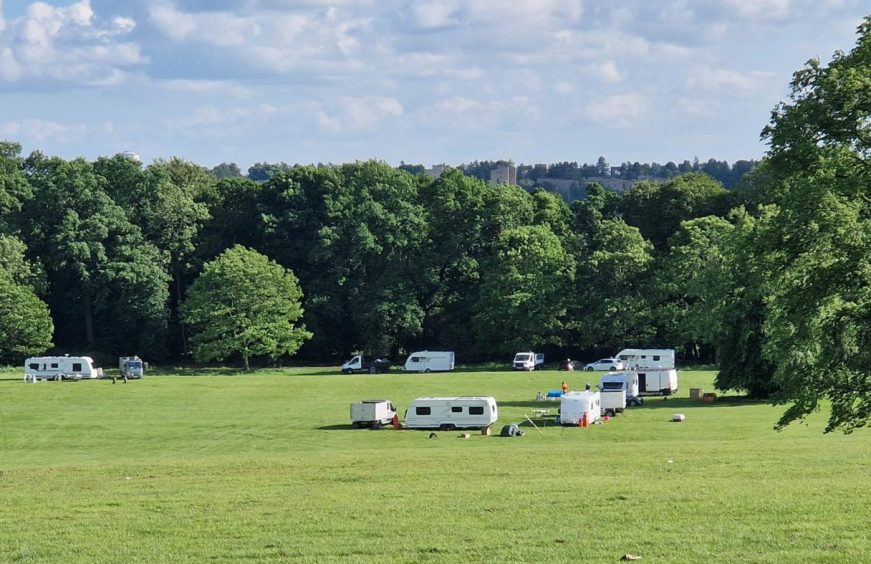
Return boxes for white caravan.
[404,397,498,430]
[24,356,104,382]
[403,351,455,373]
[559,390,601,425]
[512,352,545,371]
[599,372,643,406]
[614,349,675,370]
[350,400,397,428]
[636,369,679,396]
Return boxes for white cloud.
[725,0,793,20]
[0,0,144,85]
[0,118,87,143]
[412,0,459,29]
[167,104,278,131]
[599,60,623,83]
[435,95,541,128]
[686,67,774,90]
[585,93,646,128]
[163,79,253,99]
[342,96,403,128]
[148,2,373,72]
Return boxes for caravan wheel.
[439,424,455,431]
[424,368,431,373]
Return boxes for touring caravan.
[403,351,455,373]
[599,372,643,406]
[403,397,497,430]
[558,390,601,425]
[24,356,104,382]
[636,369,679,396]
[614,349,675,370]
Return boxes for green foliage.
[20,155,170,357]
[0,270,53,363]
[473,225,574,354]
[571,218,655,349]
[754,17,871,432]
[183,245,311,369]
[620,173,732,251]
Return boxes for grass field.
[1,366,869,563]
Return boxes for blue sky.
[0,0,866,170]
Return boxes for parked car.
[583,358,624,371]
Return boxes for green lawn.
[1,367,868,562]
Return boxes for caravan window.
[410,357,420,363]
[415,406,431,415]
[28,363,39,370]
[653,355,660,361]
[51,363,58,368]
[469,406,484,415]
[601,381,624,390]
[451,406,462,413]
[72,362,82,372]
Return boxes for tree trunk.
[174,261,187,354]
[83,282,95,346]
[243,354,250,371]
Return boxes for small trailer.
[24,355,104,382]
[614,348,675,370]
[403,351,455,373]
[599,372,644,406]
[600,387,626,417]
[119,356,145,379]
[404,397,497,430]
[512,352,545,371]
[558,390,601,426]
[350,400,397,428]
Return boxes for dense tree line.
[1,18,869,433]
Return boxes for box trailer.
[558,390,601,426]
[599,372,644,406]
[636,369,679,396]
[403,351,455,373]
[403,397,497,430]
[600,388,626,416]
[350,400,397,428]
[24,355,104,382]
[614,348,675,370]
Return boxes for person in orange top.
[561,381,569,394]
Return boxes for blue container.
[546,390,563,398]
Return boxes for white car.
[584,358,624,371]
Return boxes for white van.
[404,397,497,430]
[24,356,104,382]
[599,372,643,406]
[403,351,455,373]
[350,400,397,428]
[512,352,545,371]
[614,349,675,370]
[558,390,601,425]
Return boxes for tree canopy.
[182,245,311,370]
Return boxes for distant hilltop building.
[118,151,141,163]
[490,164,516,185]
[427,164,448,179]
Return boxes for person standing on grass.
[561,381,569,395]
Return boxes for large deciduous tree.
[0,270,53,364]
[182,245,311,370]
[756,17,871,432]
[20,154,169,357]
